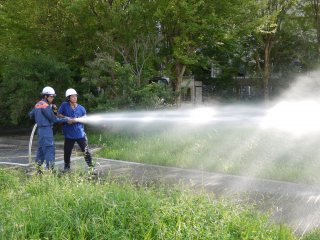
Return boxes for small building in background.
[181,76,203,105]
[233,76,261,100]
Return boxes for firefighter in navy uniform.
[58,88,95,173]
[29,86,75,173]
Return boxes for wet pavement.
[1,135,320,236]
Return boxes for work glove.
[67,118,77,124]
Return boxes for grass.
[87,126,320,185]
[0,168,298,239]
[302,229,320,240]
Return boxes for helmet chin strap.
[43,95,52,102]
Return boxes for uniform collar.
[69,102,77,109]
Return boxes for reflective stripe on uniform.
[35,101,49,109]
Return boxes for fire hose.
[27,120,100,176]
[28,123,37,166]
[28,105,56,166]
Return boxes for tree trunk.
[174,63,186,106]
[258,0,293,101]
[263,42,270,101]
[263,38,273,101]
[108,0,113,7]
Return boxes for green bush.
[0,51,72,126]
[82,52,175,113]
[131,83,175,110]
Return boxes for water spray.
[261,100,320,135]
[76,107,260,126]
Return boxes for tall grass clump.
[0,168,298,239]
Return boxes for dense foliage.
[0,0,319,126]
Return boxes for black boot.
[36,164,43,175]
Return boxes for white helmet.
[65,88,78,98]
[42,86,56,96]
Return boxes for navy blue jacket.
[58,101,86,139]
[29,99,68,146]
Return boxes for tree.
[309,0,320,58]
[98,34,160,88]
[253,0,296,100]
[155,0,215,98]
[272,1,318,73]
